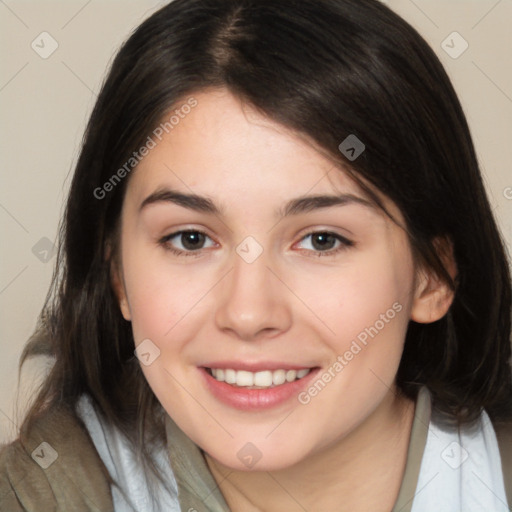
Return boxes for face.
[113,88,432,471]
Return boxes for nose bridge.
[214,243,291,340]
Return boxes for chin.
[203,438,312,472]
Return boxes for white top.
[75,394,179,512]
[76,391,508,511]
[411,404,508,511]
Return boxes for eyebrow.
[139,189,220,215]
[139,187,376,218]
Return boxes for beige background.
[1,0,511,444]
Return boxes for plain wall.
[1,0,511,444]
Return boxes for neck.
[205,387,416,512]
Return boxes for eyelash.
[159,230,214,258]
[296,231,355,257]
[159,229,355,258]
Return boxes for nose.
[214,247,293,341]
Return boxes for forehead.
[124,88,398,223]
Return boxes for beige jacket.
[1,388,512,511]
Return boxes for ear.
[107,243,132,322]
[410,236,458,324]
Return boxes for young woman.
[1,0,511,510]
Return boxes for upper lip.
[200,361,317,372]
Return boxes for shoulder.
[0,403,114,511]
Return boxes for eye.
[160,230,216,256]
[295,231,354,256]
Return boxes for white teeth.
[273,369,286,385]
[236,370,254,387]
[208,367,312,388]
[253,370,273,386]
[285,370,297,382]
[297,369,310,378]
[225,369,236,384]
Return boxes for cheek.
[121,243,218,350]
[332,243,414,385]
[121,247,212,413]
[291,244,414,350]
[289,250,413,438]
[119,238,177,338]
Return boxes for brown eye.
[160,229,216,255]
[179,231,206,250]
[296,231,354,256]
[311,233,337,251]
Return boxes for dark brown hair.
[18,0,512,496]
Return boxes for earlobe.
[109,257,132,322]
[119,298,131,321]
[410,237,458,324]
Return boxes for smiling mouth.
[204,367,315,389]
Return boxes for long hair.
[18,0,512,490]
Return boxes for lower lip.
[199,367,320,411]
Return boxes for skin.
[112,88,456,511]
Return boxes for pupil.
[182,231,204,250]
[312,233,335,251]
